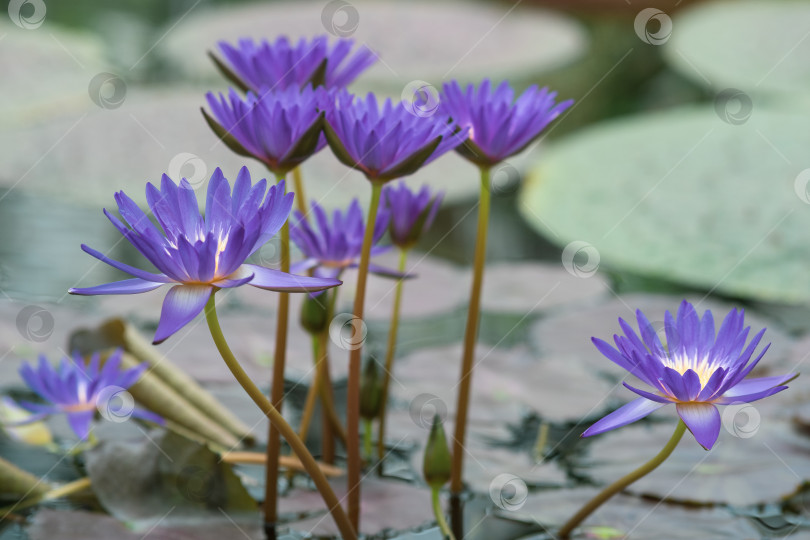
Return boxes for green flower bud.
[423,414,451,489]
[299,292,330,334]
[359,359,384,420]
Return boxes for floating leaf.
[520,107,810,304]
[583,420,810,506]
[665,0,810,98]
[85,430,256,530]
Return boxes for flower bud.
[300,292,330,334]
[359,359,384,420]
[422,414,451,489]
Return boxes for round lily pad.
[584,420,810,506]
[664,0,810,97]
[390,343,616,424]
[480,261,609,316]
[520,106,810,304]
[513,487,760,539]
[158,0,586,94]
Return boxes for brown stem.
[450,167,491,496]
[346,180,384,530]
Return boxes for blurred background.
[7,0,808,306]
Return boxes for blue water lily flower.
[70,168,341,343]
[582,300,797,449]
[324,91,468,182]
[290,199,399,281]
[213,35,376,92]
[439,79,573,166]
[15,350,161,441]
[203,85,330,176]
[383,182,443,249]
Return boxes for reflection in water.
[0,188,141,301]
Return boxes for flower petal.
[243,264,341,292]
[715,386,788,405]
[582,398,665,438]
[153,285,213,344]
[66,410,95,441]
[720,374,797,399]
[69,278,165,296]
[676,402,721,450]
[80,245,172,283]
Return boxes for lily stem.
[205,294,357,540]
[347,180,384,530]
[265,171,291,535]
[450,166,491,496]
[376,248,409,469]
[557,420,687,539]
[432,487,455,540]
[292,166,308,217]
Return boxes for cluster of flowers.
[5,33,797,540]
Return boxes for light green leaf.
[520,105,810,304]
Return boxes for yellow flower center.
[663,353,716,389]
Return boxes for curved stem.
[347,180,384,530]
[205,294,357,540]
[264,178,292,532]
[292,166,308,217]
[377,248,409,468]
[450,167,491,496]
[557,421,687,539]
[432,487,455,540]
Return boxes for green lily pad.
[664,0,810,98]
[85,430,256,530]
[519,106,810,304]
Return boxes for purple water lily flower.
[383,182,444,249]
[15,350,162,440]
[212,36,376,92]
[439,79,573,167]
[290,199,398,281]
[324,91,469,182]
[69,168,340,344]
[582,300,796,450]
[203,85,330,176]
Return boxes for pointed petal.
[582,398,665,438]
[153,285,213,344]
[676,402,721,450]
[69,278,165,296]
[720,374,798,399]
[623,381,673,403]
[242,264,340,292]
[66,410,96,441]
[715,386,788,405]
[80,245,172,283]
[130,408,165,425]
